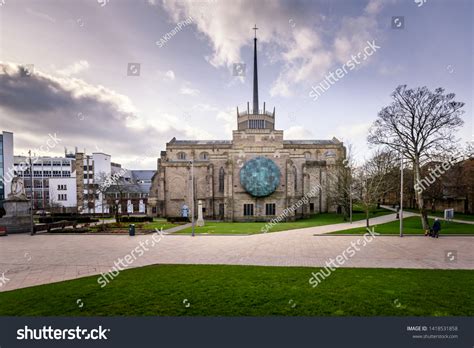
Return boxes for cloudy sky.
[0,0,472,169]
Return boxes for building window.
[57,184,67,190]
[58,194,67,201]
[219,203,224,218]
[293,166,297,192]
[248,119,265,129]
[304,151,312,159]
[218,167,225,193]
[243,204,254,216]
[265,203,276,216]
[199,152,209,160]
[177,152,187,160]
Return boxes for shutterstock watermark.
[309,40,380,101]
[0,271,10,288]
[414,151,470,194]
[156,16,194,48]
[97,228,164,288]
[98,167,128,192]
[261,184,321,233]
[309,228,379,288]
[17,325,109,340]
[1,133,61,186]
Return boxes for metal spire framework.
[252,24,259,114]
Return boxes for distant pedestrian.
[432,218,441,238]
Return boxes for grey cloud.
[0,63,187,167]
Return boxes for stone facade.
[148,130,345,221]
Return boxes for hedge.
[120,216,153,223]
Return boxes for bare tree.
[353,149,398,227]
[327,144,355,221]
[45,195,63,215]
[368,85,465,230]
[105,177,137,223]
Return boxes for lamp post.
[400,151,404,237]
[190,160,195,237]
[29,150,35,235]
[349,166,353,224]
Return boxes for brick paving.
[0,212,472,291]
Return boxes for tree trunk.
[366,207,370,228]
[413,158,430,230]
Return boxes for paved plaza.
[0,212,473,292]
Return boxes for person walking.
[432,218,441,238]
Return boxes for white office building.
[14,154,76,211]
[49,177,77,209]
[0,131,14,202]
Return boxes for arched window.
[199,152,209,160]
[218,167,225,193]
[177,152,186,160]
[293,166,297,192]
[304,151,312,160]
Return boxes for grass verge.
[328,216,473,235]
[0,264,472,316]
[176,210,391,235]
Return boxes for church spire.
[252,24,259,114]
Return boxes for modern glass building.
[0,131,14,205]
[0,133,4,202]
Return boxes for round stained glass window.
[239,156,280,197]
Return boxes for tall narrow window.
[218,167,225,193]
[265,203,276,216]
[293,166,297,192]
[219,203,225,218]
[243,204,254,216]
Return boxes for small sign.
[0,226,7,236]
[444,208,454,221]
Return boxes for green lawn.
[329,216,474,235]
[0,265,471,316]
[405,208,474,222]
[141,219,181,231]
[176,210,391,235]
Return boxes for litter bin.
[129,224,135,236]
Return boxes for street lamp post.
[29,150,35,236]
[190,160,195,237]
[349,166,353,224]
[400,151,404,237]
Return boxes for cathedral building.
[148,28,346,221]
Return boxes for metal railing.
[237,109,274,117]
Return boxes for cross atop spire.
[253,24,258,39]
